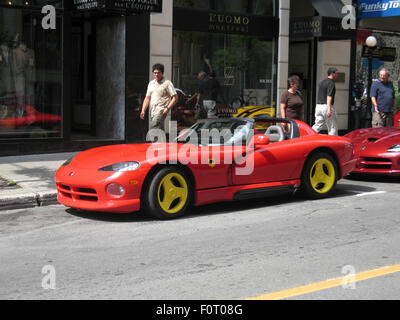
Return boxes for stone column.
[277,0,290,117]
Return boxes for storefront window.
[355,30,400,126]
[0,6,62,139]
[174,0,275,16]
[172,31,275,128]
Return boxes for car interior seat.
[265,125,285,142]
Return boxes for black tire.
[143,166,192,220]
[301,152,338,199]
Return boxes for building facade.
[286,0,357,133]
[355,0,400,128]
[0,0,161,155]
[2,0,377,156]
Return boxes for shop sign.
[73,0,162,13]
[290,17,322,38]
[358,0,400,18]
[290,16,356,39]
[174,8,278,38]
[362,46,396,61]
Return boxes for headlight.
[387,144,400,152]
[98,161,140,172]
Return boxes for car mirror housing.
[251,134,270,149]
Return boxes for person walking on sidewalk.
[371,68,395,127]
[200,71,221,118]
[186,71,208,120]
[312,67,339,135]
[140,63,178,130]
[280,74,304,121]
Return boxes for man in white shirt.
[140,63,178,130]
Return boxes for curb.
[37,192,59,207]
[0,192,58,211]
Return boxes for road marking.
[248,264,400,300]
[355,191,386,197]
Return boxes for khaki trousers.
[312,104,338,136]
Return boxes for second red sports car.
[345,125,400,176]
[55,117,356,219]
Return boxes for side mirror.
[251,134,270,149]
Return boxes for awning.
[310,0,346,18]
[73,0,163,14]
[358,0,400,32]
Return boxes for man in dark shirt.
[200,71,221,118]
[371,68,395,127]
[312,67,339,135]
[186,71,208,119]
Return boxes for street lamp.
[366,35,377,127]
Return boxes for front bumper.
[57,190,141,213]
[352,152,400,176]
[55,165,144,213]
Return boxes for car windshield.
[176,119,253,146]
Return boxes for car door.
[232,138,306,185]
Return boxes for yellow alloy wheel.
[157,172,189,214]
[309,158,336,194]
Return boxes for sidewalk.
[0,152,78,211]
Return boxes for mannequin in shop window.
[0,41,13,97]
[10,34,36,112]
[12,34,29,96]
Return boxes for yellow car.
[233,105,276,129]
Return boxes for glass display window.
[0,6,62,139]
[172,31,276,129]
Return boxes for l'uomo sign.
[73,0,162,13]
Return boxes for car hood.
[70,143,185,169]
[346,127,400,151]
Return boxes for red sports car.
[0,104,61,137]
[345,125,400,176]
[55,117,356,219]
[394,111,400,127]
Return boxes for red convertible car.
[55,117,356,219]
[345,125,400,176]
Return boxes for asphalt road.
[1,174,400,300]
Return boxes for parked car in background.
[345,114,400,176]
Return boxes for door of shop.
[288,41,312,124]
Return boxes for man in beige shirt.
[140,63,178,130]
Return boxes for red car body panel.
[0,105,61,129]
[55,119,356,214]
[345,126,400,175]
[395,111,400,128]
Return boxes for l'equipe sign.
[73,0,163,13]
